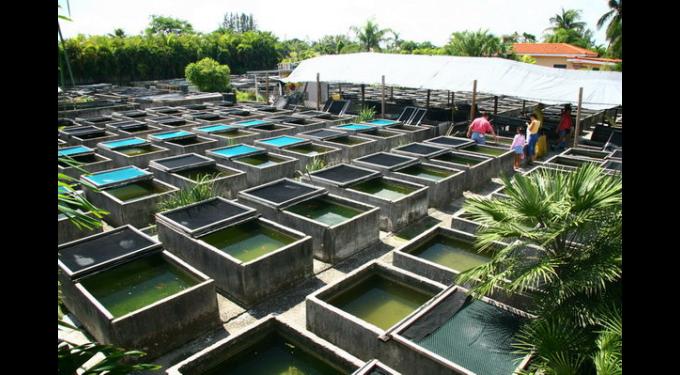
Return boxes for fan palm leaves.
[597,0,622,58]
[546,8,587,33]
[58,156,108,230]
[350,20,393,52]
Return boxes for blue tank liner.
[149,130,194,141]
[100,138,148,149]
[209,144,265,159]
[367,119,399,126]
[195,124,234,133]
[59,145,93,157]
[82,166,152,189]
[258,136,307,148]
[337,123,375,131]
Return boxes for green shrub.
[356,105,376,122]
[184,57,232,92]
[157,176,216,212]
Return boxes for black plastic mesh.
[302,111,333,119]
[119,110,147,117]
[358,153,412,167]
[161,198,249,231]
[247,180,319,205]
[154,154,211,170]
[409,108,427,125]
[222,109,251,116]
[312,164,375,184]
[59,227,156,274]
[405,292,526,375]
[182,104,208,110]
[398,143,442,155]
[63,126,101,135]
[269,115,305,124]
[325,100,349,115]
[158,117,187,126]
[193,112,223,120]
[119,123,148,131]
[398,107,416,122]
[303,129,343,140]
[427,137,469,147]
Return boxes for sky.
[59,0,612,46]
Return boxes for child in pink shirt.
[510,126,526,170]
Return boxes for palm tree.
[350,20,392,52]
[546,8,587,33]
[597,0,622,58]
[457,164,622,373]
[444,29,513,58]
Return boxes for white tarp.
[281,52,622,110]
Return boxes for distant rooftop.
[512,43,598,57]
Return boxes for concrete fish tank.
[299,130,380,163]
[390,286,532,375]
[427,151,495,190]
[207,144,297,187]
[148,129,219,155]
[232,118,297,138]
[59,125,118,148]
[457,143,515,176]
[354,152,466,209]
[156,197,313,306]
[216,108,264,121]
[544,155,604,171]
[81,166,178,228]
[296,110,356,127]
[305,164,429,233]
[334,124,410,151]
[58,145,114,179]
[306,261,444,371]
[149,153,247,199]
[561,147,613,160]
[392,142,449,162]
[238,178,380,263]
[362,120,433,143]
[423,136,474,150]
[266,114,326,132]
[96,137,171,168]
[182,111,232,125]
[145,106,188,116]
[280,142,344,171]
[352,359,401,375]
[58,225,219,359]
[450,209,484,234]
[148,115,201,130]
[254,135,308,153]
[111,109,158,121]
[166,315,364,375]
[193,123,260,146]
[393,226,492,285]
[106,120,164,138]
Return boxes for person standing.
[526,113,541,164]
[556,105,573,150]
[510,126,526,170]
[466,112,497,144]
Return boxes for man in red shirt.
[556,105,573,150]
[466,112,497,144]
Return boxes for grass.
[156,175,217,212]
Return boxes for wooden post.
[361,84,365,105]
[493,96,498,116]
[254,74,259,102]
[381,75,386,118]
[265,76,270,103]
[573,87,584,148]
[390,86,394,99]
[469,80,477,120]
[316,73,321,110]
[426,90,431,108]
[338,83,342,95]
[522,100,526,116]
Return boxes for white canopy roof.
[281,52,622,110]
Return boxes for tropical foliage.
[443,29,515,58]
[156,175,217,212]
[457,164,622,374]
[146,15,194,35]
[350,19,393,52]
[185,57,232,92]
[220,12,257,33]
[58,157,107,230]
[597,0,622,58]
[356,105,376,122]
[543,8,596,49]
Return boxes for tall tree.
[546,8,587,33]
[350,19,393,52]
[597,0,622,58]
[108,28,126,38]
[543,8,595,49]
[145,15,194,35]
[221,12,257,33]
[312,35,354,55]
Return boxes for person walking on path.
[466,112,497,144]
[510,126,526,170]
[526,113,541,165]
[556,105,573,150]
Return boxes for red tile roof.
[512,43,598,57]
[571,57,622,63]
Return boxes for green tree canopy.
[597,0,622,58]
[220,12,257,33]
[184,57,231,92]
[146,15,194,35]
[543,8,596,49]
[444,29,514,58]
[350,19,393,52]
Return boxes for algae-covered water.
[350,178,415,200]
[410,234,490,272]
[327,275,435,330]
[200,221,296,262]
[286,197,363,226]
[460,144,507,156]
[80,252,199,317]
[397,165,452,181]
[106,180,168,201]
[118,145,156,156]
[236,154,285,168]
[175,165,230,181]
[434,153,483,166]
[203,333,343,375]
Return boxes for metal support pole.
[254,74,259,101]
[316,73,321,110]
[265,76,270,103]
[574,87,584,148]
[381,75,386,118]
[338,83,342,95]
[361,84,365,105]
[493,96,498,116]
[470,80,477,120]
[390,86,394,99]
[522,100,526,116]
[426,90,431,108]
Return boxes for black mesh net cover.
[154,154,211,171]
[247,180,320,205]
[160,198,251,231]
[59,227,156,275]
[303,129,343,140]
[311,164,376,184]
[358,153,412,167]
[398,143,442,155]
[428,137,469,147]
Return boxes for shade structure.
[281,52,622,110]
